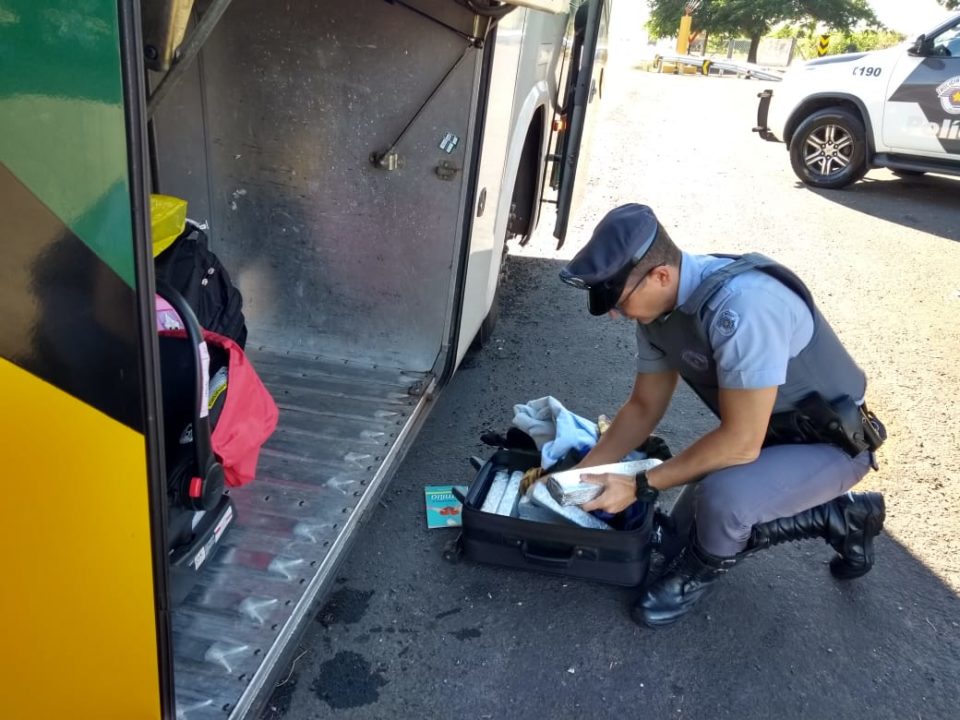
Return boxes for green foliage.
[772,27,906,59]
[706,33,732,54]
[647,0,880,41]
[940,0,959,11]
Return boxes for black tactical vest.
[642,253,866,419]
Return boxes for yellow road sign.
[818,34,830,57]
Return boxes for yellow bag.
[150,194,188,257]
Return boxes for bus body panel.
[0,1,162,715]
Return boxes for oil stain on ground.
[316,587,374,628]
[311,651,388,709]
[452,627,482,640]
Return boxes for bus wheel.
[471,277,501,350]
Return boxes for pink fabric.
[156,295,184,331]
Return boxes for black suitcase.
[450,448,655,587]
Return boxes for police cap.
[560,204,661,315]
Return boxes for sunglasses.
[562,256,664,315]
[563,265,650,315]
[612,270,649,314]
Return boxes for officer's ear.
[648,265,673,287]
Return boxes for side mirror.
[910,34,927,56]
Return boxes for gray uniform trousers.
[668,444,873,558]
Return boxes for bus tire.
[471,279,500,350]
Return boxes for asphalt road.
[264,68,960,720]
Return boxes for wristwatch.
[634,470,659,503]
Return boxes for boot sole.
[829,555,872,579]
[631,603,683,628]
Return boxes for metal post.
[147,0,236,118]
[677,15,692,55]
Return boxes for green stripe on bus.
[0,1,136,286]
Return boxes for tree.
[647,0,880,63]
[939,0,959,10]
[773,27,905,60]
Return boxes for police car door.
[883,15,960,158]
[543,0,608,248]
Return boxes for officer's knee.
[694,476,753,548]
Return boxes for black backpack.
[155,221,248,348]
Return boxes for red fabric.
[158,328,278,487]
[203,330,279,487]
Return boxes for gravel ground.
[264,65,960,720]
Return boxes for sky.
[868,0,953,35]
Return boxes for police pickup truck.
[755,12,960,188]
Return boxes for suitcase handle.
[520,542,576,568]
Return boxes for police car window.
[932,24,960,56]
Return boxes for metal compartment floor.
[171,350,430,719]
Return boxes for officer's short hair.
[632,225,681,279]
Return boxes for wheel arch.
[784,93,875,156]
[506,104,548,241]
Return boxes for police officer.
[560,204,886,628]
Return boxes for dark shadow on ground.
[267,254,960,720]
[805,173,960,243]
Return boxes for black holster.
[765,393,886,461]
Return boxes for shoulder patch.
[715,308,740,337]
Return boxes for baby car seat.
[156,281,235,604]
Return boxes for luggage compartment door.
[0,1,169,717]
[542,0,608,247]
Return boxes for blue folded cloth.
[511,396,597,469]
[511,396,645,469]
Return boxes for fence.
[725,37,797,67]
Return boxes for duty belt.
[764,393,886,469]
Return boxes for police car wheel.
[789,108,867,189]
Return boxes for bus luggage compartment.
[147,0,482,715]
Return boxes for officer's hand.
[579,473,636,514]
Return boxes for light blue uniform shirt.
[636,252,814,389]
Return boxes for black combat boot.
[632,540,737,628]
[748,491,886,579]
